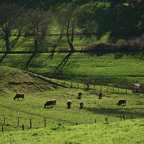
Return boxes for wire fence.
[1,113,141,132]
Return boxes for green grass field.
[0,66,144,131]
[0,1,144,143]
[0,65,144,143]
[1,51,144,86]
[1,117,144,143]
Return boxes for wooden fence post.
[131,114,133,119]
[44,118,46,127]
[3,115,5,125]
[106,118,108,122]
[71,81,72,88]
[123,114,125,121]
[2,126,3,132]
[17,117,19,126]
[57,77,59,83]
[22,124,24,130]
[30,119,32,128]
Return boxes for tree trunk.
[67,34,75,52]
[69,43,74,52]
[34,39,38,53]
[5,34,10,53]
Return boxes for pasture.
[1,51,144,86]
[0,67,144,133]
[1,118,144,143]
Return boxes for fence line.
[44,75,132,94]
[1,113,136,132]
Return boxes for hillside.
[0,66,60,94]
[1,51,144,86]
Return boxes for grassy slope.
[0,119,144,144]
[1,51,144,85]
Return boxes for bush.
[84,37,144,52]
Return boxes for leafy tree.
[138,15,144,33]
[0,3,25,53]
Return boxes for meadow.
[0,66,144,133]
[1,51,144,86]
[1,119,144,144]
[0,1,144,143]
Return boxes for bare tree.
[55,5,84,52]
[24,9,53,53]
[82,20,99,34]
[0,3,25,53]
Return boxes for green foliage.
[116,39,126,45]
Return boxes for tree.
[0,3,25,53]
[81,20,99,34]
[24,9,53,53]
[138,15,144,33]
[55,5,84,52]
[125,16,137,33]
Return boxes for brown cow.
[53,99,56,105]
[44,99,56,108]
[14,93,24,100]
[118,99,126,106]
[78,92,82,99]
[98,92,103,99]
[67,100,72,108]
[80,102,84,108]
[78,92,82,97]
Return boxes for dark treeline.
[85,0,144,3]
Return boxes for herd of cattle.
[13,92,126,108]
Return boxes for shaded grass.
[1,51,144,85]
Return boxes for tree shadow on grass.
[0,52,8,64]
[84,107,144,118]
[53,52,73,76]
[24,52,36,70]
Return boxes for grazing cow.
[78,92,82,97]
[80,102,84,108]
[98,92,103,99]
[67,100,72,108]
[14,93,24,100]
[44,99,56,108]
[53,99,56,105]
[118,99,126,106]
